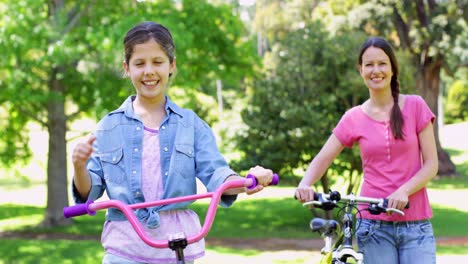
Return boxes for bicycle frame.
[304,191,406,264]
[64,173,279,263]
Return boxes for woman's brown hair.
[359,37,404,140]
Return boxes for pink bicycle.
[63,173,279,263]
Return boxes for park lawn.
[2,191,468,239]
[1,124,467,262]
[1,238,466,264]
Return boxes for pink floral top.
[101,127,204,263]
[333,95,435,221]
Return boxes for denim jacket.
[73,95,238,228]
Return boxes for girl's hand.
[245,166,273,195]
[72,135,96,169]
[294,185,315,203]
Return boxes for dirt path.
[207,236,468,250]
[1,231,467,249]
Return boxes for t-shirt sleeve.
[333,110,357,148]
[414,95,435,133]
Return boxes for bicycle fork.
[333,205,363,264]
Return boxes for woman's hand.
[294,185,315,203]
[387,189,409,212]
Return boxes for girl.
[72,21,274,264]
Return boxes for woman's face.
[123,39,176,103]
[359,46,393,92]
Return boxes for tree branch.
[415,0,429,27]
[62,0,96,36]
[17,106,48,127]
[390,3,413,53]
[427,0,437,12]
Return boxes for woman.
[295,36,438,264]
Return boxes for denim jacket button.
[162,126,166,130]
[136,126,141,131]
[164,147,168,152]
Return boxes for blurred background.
[0,0,466,263]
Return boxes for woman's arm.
[387,122,438,210]
[295,134,345,202]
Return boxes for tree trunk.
[216,79,223,120]
[41,66,72,227]
[415,61,457,176]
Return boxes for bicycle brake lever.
[368,204,387,215]
[307,193,337,211]
[368,204,406,216]
[386,208,405,216]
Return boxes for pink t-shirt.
[101,127,204,263]
[333,95,435,221]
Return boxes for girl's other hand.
[72,134,96,169]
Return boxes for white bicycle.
[303,191,408,264]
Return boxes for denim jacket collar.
[111,95,184,121]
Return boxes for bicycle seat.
[310,218,340,235]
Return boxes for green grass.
[2,196,468,239]
[0,239,103,264]
[428,148,468,190]
[431,205,468,237]
[192,198,316,239]
[437,245,468,255]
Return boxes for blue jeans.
[356,219,436,264]
[102,253,195,264]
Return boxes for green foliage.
[444,77,468,124]
[0,0,257,165]
[235,21,368,181]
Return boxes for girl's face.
[123,39,176,103]
[359,46,393,92]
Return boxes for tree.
[0,0,257,227]
[236,20,369,190]
[444,72,468,124]
[341,0,467,175]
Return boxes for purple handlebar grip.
[63,200,96,218]
[246,173,279,190]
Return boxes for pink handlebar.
[63,173,279,248]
